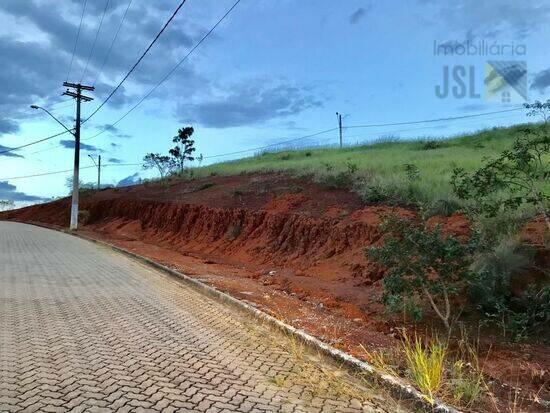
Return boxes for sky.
[0,0,549,204]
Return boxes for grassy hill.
[194,123,549,221]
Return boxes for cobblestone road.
[0,222,394,412]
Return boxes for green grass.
[190,123,548,211]
[174,125,550,220]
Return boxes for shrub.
[480,285,550,343]
[366,215,478,332]
[0,200,14,211]
[346,161,359,175]
[78,210,91,225]
[422,140,441,150]
[469,237,530,310]
[509,286,550,341]
[468,232,550,342]
[450,360,483,407]
[422,197,462,218]
[320,171,354,188]
[451,129,550,232]
[403,163,420,181]
[359,177,424,205]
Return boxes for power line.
[83,0,242,142]
[67,0,88,81]
[203,111,526,160]
[46,98,75,108]
[45,101,76,113]
[84,0,189,123]
[92,0,134,86]
[204,127,338,159]
[4,103,525,157]
[317,112,528,144]
[0,163,142,182]
[0,166,91,181]
[0,130,71,156]
[345,107,524,129]
[0,0,179,159]
[80,0,111,83]
[0,112,528,181]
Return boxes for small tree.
[169,126,196,174]
[524,100,550,123]
[366,216,477,333]
[0,200,14,211]
[143,153,174,179]
[451,128,550,231]
[65,177,95,195]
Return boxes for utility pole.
[97,155,101,191]
[88,154,101,190]
[63,82,94,230]
[336,112,343,148]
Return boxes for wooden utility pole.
[97,155,101,191]
[89,154,101,190]
[63,82,94,230]
[336,112,343,148]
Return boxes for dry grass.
[281,336,364,399]
[359,329,492,409]
[359,344,400,376]
[401,332,447,403]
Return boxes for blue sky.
[1,0,549,203]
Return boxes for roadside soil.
[2,172,548,412]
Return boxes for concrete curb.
[16,220,461,413]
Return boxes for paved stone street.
[0,222,393,412]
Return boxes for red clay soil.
[2,172,548,412]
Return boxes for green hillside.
[195,123,548,219]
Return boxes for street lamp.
[31,103,80,230]
[30,105,75,136]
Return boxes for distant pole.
[97,155,101,190]
[336,112,343,148]
[88,154,101,190]
[63,82,94,230]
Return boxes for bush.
[451,129,550,231]
[403,163,420,181]
[78,210,91,225]
[422,140,442,150]
[468,236,550,341]
[422,197,462,218]
[319,171,355,188]
[479,285,550,343]
[366,215,478,332]
[469,237,531,310]
[359,177,424,206]
[0,200,14,211]
[509,286,550,341]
